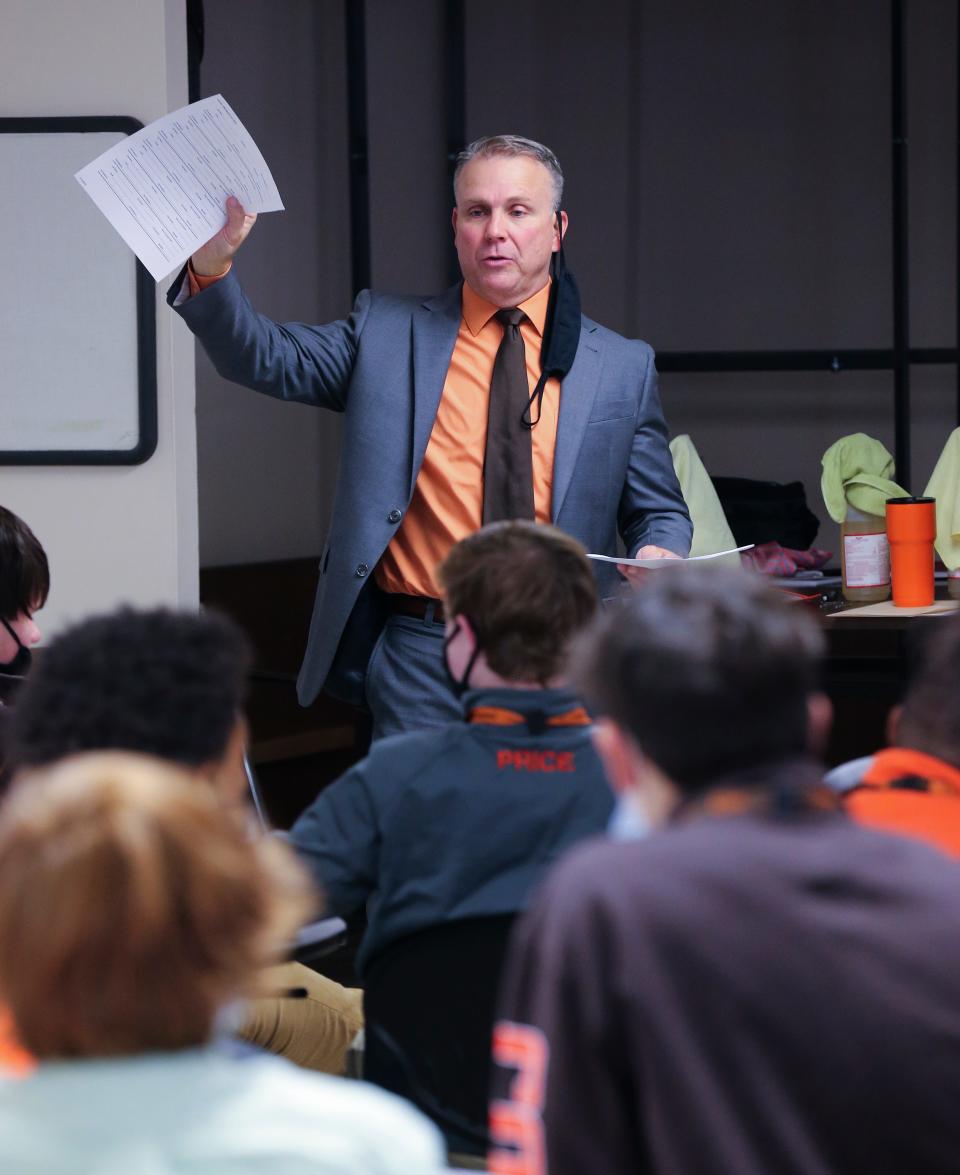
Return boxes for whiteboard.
[0,118,156,464]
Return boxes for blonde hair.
[0,752,313,1059]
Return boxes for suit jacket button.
[355,563,368,578]
[387,508,403,524]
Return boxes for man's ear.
[450,612,477,652]
[444,611,478,677]
[202,716,249,805]
[592,718,644,796]
[553,210,568,250]
[451,207,459,236]
[806,693,833,759]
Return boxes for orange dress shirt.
[189,267,561,600]
[377,281,560,598]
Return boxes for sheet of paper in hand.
[587,544,754,569]
[75,95,283,281]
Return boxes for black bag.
[711,476,820,550]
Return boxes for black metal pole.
[445,0,467,284]
[186,0,204,104]
[891,0,911,486]
[655,346,958,375]
[345,0,371,295]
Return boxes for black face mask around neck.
[442,619,482,699]
[522,215,582,429]
[0,618,31,678]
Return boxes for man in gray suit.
[169,135,691,740]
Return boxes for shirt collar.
[667,756,838,824]
[461,279,551,339]
[460,685,585,720]
[860,747,960,795]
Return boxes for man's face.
[452,154,567,307]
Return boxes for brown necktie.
[482,308,536,523]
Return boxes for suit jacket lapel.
[552,321,601,521]
[409,284,462,500]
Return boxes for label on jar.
[843,533,891,588]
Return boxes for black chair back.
[363,914,517,1157]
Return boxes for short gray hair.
[453,135,564,211]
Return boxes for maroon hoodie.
[490,759,960,1174]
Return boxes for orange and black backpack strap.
[469,705,591,731]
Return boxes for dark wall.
[196,0,958,565]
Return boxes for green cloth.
[924,427,960,571]
[669,435,740,566]
[820,433,908,524]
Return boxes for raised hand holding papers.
[74,95,282,281]
[588,544,754,569]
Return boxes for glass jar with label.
[840,506,891,603]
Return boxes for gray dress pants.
[364,612,462,742]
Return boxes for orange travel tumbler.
[885,496,936,607]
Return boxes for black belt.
[389,594,446,623]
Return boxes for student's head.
[0,752,310,1059]
[437,521,598,691]
[0,506,49,674]
[573,567,829,821]
[891,613,960,766]
[10,607,251,800]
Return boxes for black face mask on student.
[0,618,31,678]
[442,619,482,699]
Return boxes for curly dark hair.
[9,607,251,770]
[0,506,49,622]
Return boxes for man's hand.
[191,196,258,276]
[619,545,683,589]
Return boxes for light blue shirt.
[0,1045,445,1173]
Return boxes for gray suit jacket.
[169,272,691,705]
